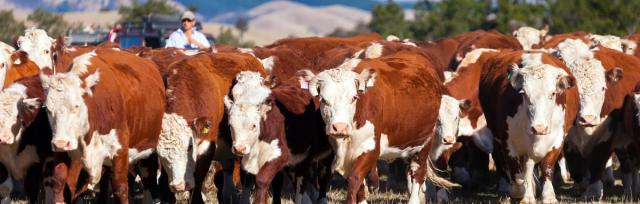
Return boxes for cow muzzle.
[0,133,14,145]
[442,135,456,145]
[232,145,248,156]
[578,115,599,127]
[328,122,350,138]
[531,124,550,135]
[52,139,75,152]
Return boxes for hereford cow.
[40,48,166,203]
[160,52,267,203]
[513,26,549,50]
[224,71,333,204]
[473,50,579,203]
[17,28,55,70]
[302,50,459,204]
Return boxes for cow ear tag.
[202,127,210,134]
[507,71,513,80]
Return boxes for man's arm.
[191,33,211,48]
[165,34,177,48]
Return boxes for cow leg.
[506,155,525,200]
[254,160,286,204]
[367,165,380,193]
[519,157,536,204]
[111,150,130,204]
[345,151,378,204]
[602,155,615,187]
[316,155,333,204]
[540,147,562,204]
[0,164,11,203]
[582,142,612,201]
[556,156,572,185]
[191,145,215,203]
[270,171,283,204]
[407,160,427,204]
[564,144,586,190]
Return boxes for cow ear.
[12,51,28,65]
[259,56,274,75]
[512,30,519,37]
[83,71,100,96]
[557,75,575,92]
[459,99,471,112]
[509,64,523,91]
[296,69,314,90]
[224,95,233,110]
[606,67,623,84]
[541,24,549,37]
[634,82,640,94]
[357,68,377,93]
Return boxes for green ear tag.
[507,71,512,80]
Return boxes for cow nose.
[233,145,247,156]
[531,124,549,135]
[330,123,349,135]
[0,134,13,144]
[442,136,456,145]
[171,181,187,192]
[579,115,597,126]
[52,140,71,151]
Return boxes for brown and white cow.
[513,26,549,50]
[160,52,266,203]
[224,71,334,204]
[304,50,458,204]
[40,48,166,203]
[16,28,56,70]
[474,51,579,203]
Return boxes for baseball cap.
[181,11,196,21]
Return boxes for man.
[165,11,211,49]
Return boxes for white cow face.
[308,68,376,137]
[17,28,55,70]
[622,39,637,55]
[513,26,548,50]
[42,71,99,151]
[435,95,471,145]
[0,84,39,144]
[0,42,15,87]
[510,53,575,135]
[589,34,623,52]
[224,71,272,156]
[554,39,621,126]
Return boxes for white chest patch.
[82,129,121,186]
[128,148,154,163]
[379,133,424,161]
[331,120,376,175]
[157,113,196,189]
[241,139,282,175]
[506,102,565,161]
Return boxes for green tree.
[549,0,640,36]
[0,10,26,45]
[27,8,69,38]
[216,27,254,47]
[118,0,179,23]
[411,0,489,40]
[495,0,546,33]
[369,0,413,39]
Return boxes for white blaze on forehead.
[555,39,607,120]
[43,73,92,150]
[241,139,282,175]
[226,71,272,153]
[513,27,546,50]
[158,113,196,191]
[589,34,623,52]
[314,69,360,132]
[435,95,462,142]
[514,53,570,133]
[455,48,497,70]
[17,28,54,69]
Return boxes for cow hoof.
[581,181,603,201]
[510,183,526,199]
[317,197,328,204]
[519,196,536,204]
[542,196,558,204]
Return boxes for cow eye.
[0,63,4,68]
[44,50,50,54]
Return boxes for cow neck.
[14,75,46,127]
[5,54,40,88]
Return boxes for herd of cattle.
[1,26,640,204]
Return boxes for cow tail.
[425,155,461,189]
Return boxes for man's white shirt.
[165,28,212,49]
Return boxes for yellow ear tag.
[202,127,209,134]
